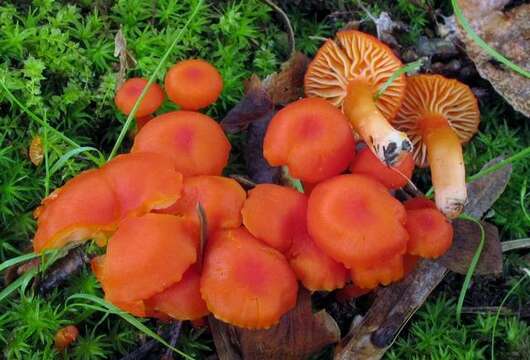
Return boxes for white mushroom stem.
[343,80,412,166]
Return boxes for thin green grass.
[374,59,423,99]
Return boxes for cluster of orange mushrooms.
[32,30,481,330]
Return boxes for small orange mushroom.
[115,78,164,118]
[350,253,404,289]
[305,30,411,165]
[263,97,355,183]
[307,174,408,268]
[393,75,480,218]
[200,227,298,329]
[132,111,231,176]
[54,325,79,351]
[165,59,223,110]
[350,146,415,189]
[241,184,307,252]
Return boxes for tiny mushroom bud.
[350,146,415,189]
[305,30,411,165]
[165,59,223,110]
[394,75,480,218]
[200,227,298,329]
[54,325,79,351]
[263,98,355,183]
[115,78,164,118]
[132,111,231,176]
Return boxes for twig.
[261,0,295,57]
[161,321,183,360]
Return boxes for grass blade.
[501,238,530,253]
[49,146,105,175]
[0,252,39,273]
[0,269,37,302]
[374,59,423,99]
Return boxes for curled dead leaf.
[29,135,44,166]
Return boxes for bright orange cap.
[33,169,119,253]
[200,227,298,329]
[263,98,355,183]
[405,207,453,259]
[159,176,246,234]
[145,265,209,321]
[307,174,408,268]
[241,184,307,252]
[101,152,183,219]
[100,214,197,304]
[288,232,348,292]
[132,111,231,176]
[350,253,404,289]
[115,78,164,118]
[165,59,223,110]
[350,146,415,189]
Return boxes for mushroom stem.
[343,80,411,165]
[421,116,466,219]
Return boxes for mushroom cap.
[33,169,119,252]
[307,174,408,268]
[114,78,164,118]
[288,232,348,292]
[136,114,154,131]
[159,175,246,234]
[101,152,183,218]
[350,253,404,289]
[405,207,453,259]
[393,74,480,167]
[100,214,197,304]
[242,184,307,252]
[165,59,223,110]
[263,97,356,183]
[145,265,209,321]
[403,197,437,211]
[131,111,231,176]
[350,146,415,189]
[200,227,298,329]
[304,30,406,121]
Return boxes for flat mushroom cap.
[242,184,307,252]
[405,207,454,259]
[263,97,355,183]
[131,111,231,176]
[100,214,197,304]
[33,169,119,252]
[101,152,183,219]
[304,30,406,121]
[114,78,164,118]
[393,74,480,167]
[307,174,408,268]
[200,227,298,329]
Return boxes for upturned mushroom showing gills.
[263,97,355,183]
[114,78,164,118]
[165,59,223,111]
[307,174,408,269]
[200,227,298,329]
[394,75,480,218]
[304,30,412,165]
[131,111,231,176]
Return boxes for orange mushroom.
[54,325,79,351]
[131,111,231,176]
[307,174,408,268]
[350,253,404,289]
[263,98,355,183]
[165,59,223,110]
[101,152,183,219]
[241,184,307,252]
[159,175,246,235]
[33,169,119,252]
[136,114,154,131]
[393,75,480,218]
[403,196,437,211]
[200,227,298,329]
[350,146,415,189]
[305,30,411,165]
[115,78,164,118]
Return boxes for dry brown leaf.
[29,135,44,166]
[114,27,137,89]
[263,52,309,106]
[455,0,530,116]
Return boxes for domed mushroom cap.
[165,59,223,111]
[33,169,119,252]
[100,214,197,304]
[405,207,453,259]
[263,97,355,183]
[307,174,408,268]
[115,78,164,118]
[393,74,480,167]
[242,184,307,252]
[200,227,298,329]
[350,253,404,289]
[101,152,183,218]
[132,111,231,176]
[304,30,406,121]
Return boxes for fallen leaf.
[114,27,137,89]
[263,52,309,106]
[439,219,502,275]
[209,289,340,360]
[29,135,44,166]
